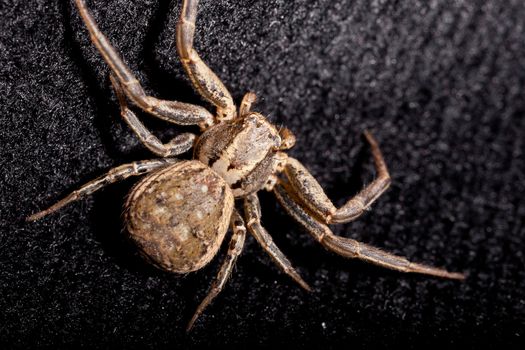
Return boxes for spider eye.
[244,112,265,127]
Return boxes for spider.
[28,0,465,331]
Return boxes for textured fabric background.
[1,0,524,348]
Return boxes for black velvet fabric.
[1,0,524,348]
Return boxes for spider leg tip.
[448,271,467,280]
[425,269,466,281]
[185,316,198,333]
[301,280,313,292]
[26,212,44,222]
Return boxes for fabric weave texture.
[1,0,524,348]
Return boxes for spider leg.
[74,0,213,128]
[273,183,465,280]
[177,0,236,121]
[187,209,246,331]
[283,130,391,224]
[110,75,196,157]
[244,193,311,291]
[26,158,178,221]
[278,127,296,150]
[239,92,257,116]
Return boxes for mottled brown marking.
[125,161,234,273]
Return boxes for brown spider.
[28,0,465,331]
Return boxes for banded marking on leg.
[274,183,465,280]
[27,158,178,221]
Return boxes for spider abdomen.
[125,161,234,273]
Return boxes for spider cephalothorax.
[194,111,291,196]
[28,0,464,331]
